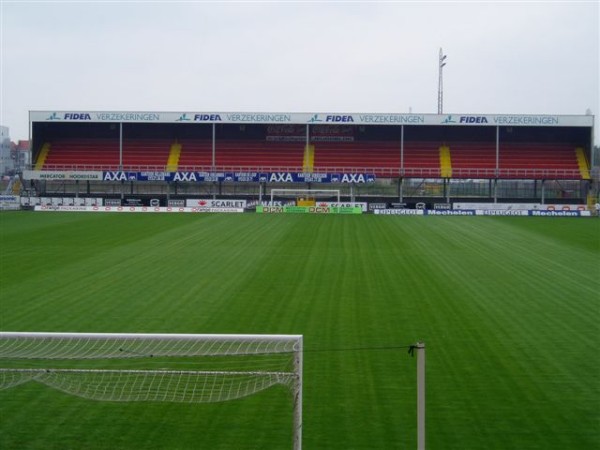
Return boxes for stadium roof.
[29,111,594,128]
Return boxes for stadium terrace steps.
[575,147,591,180]
[176,139,213,168]
[35,137,586,180]
[121,139,170,168]
[34,143,51,170]
[445,142,583,179]
[41,138,172,170]
[439,145,452,178]
[213,141,305,171]
[42,139,120,170]
[166,142,182,172]
[402,142,442,177]
[303,144,315,172]
[312,141,402,176]
[447,142,497,178]
[176,140,305,171]
[498,143,582,179]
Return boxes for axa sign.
[173,172,198,182]
[340,174,366,183]
[459,116,489,124]
[103,171,130,181]
[269,172,294,182]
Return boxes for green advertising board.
[256,205,362,214]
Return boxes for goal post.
[269,188,341,205]
[0,332,303,449]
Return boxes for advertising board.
[256,206,362,214]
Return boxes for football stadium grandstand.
[2,111,599,450]
[19,110,597,210]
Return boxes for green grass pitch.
[0,211,598,449]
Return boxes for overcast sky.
[1,1,598,143]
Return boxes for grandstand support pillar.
[398,178,404,202]
[306,124,310,150]
[119,122,123,170]
[350,183,355,203]
[540,180,545,204]
[493,179,498,203]
[212,123,216,169]
[445,179,450,204]
[495,126,500,176]
[259,182,263,204]
[400,125,405,173]
[86,180,90,196]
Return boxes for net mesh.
[0,333,301,403]
[270,189,340,202]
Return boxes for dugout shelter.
[23,110,595,206]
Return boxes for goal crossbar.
[0,332,302,358]
[270,189,340,204]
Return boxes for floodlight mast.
[437,49,447,114]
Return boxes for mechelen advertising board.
[374,208,590,217]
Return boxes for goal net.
[0,332,303,448]
[270,189,340,206]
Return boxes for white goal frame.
[0,332,303,450]
[270,188,340,204]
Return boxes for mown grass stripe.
[0,212,598,449]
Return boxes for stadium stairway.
[3,176,22,195]
[439,145,452,178]
[166,141,182,172]
[11,178,22,195]
[303,144,315,171]
[35,143,51,170]
[575,148,591,180]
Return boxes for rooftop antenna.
[437,48,447,114]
